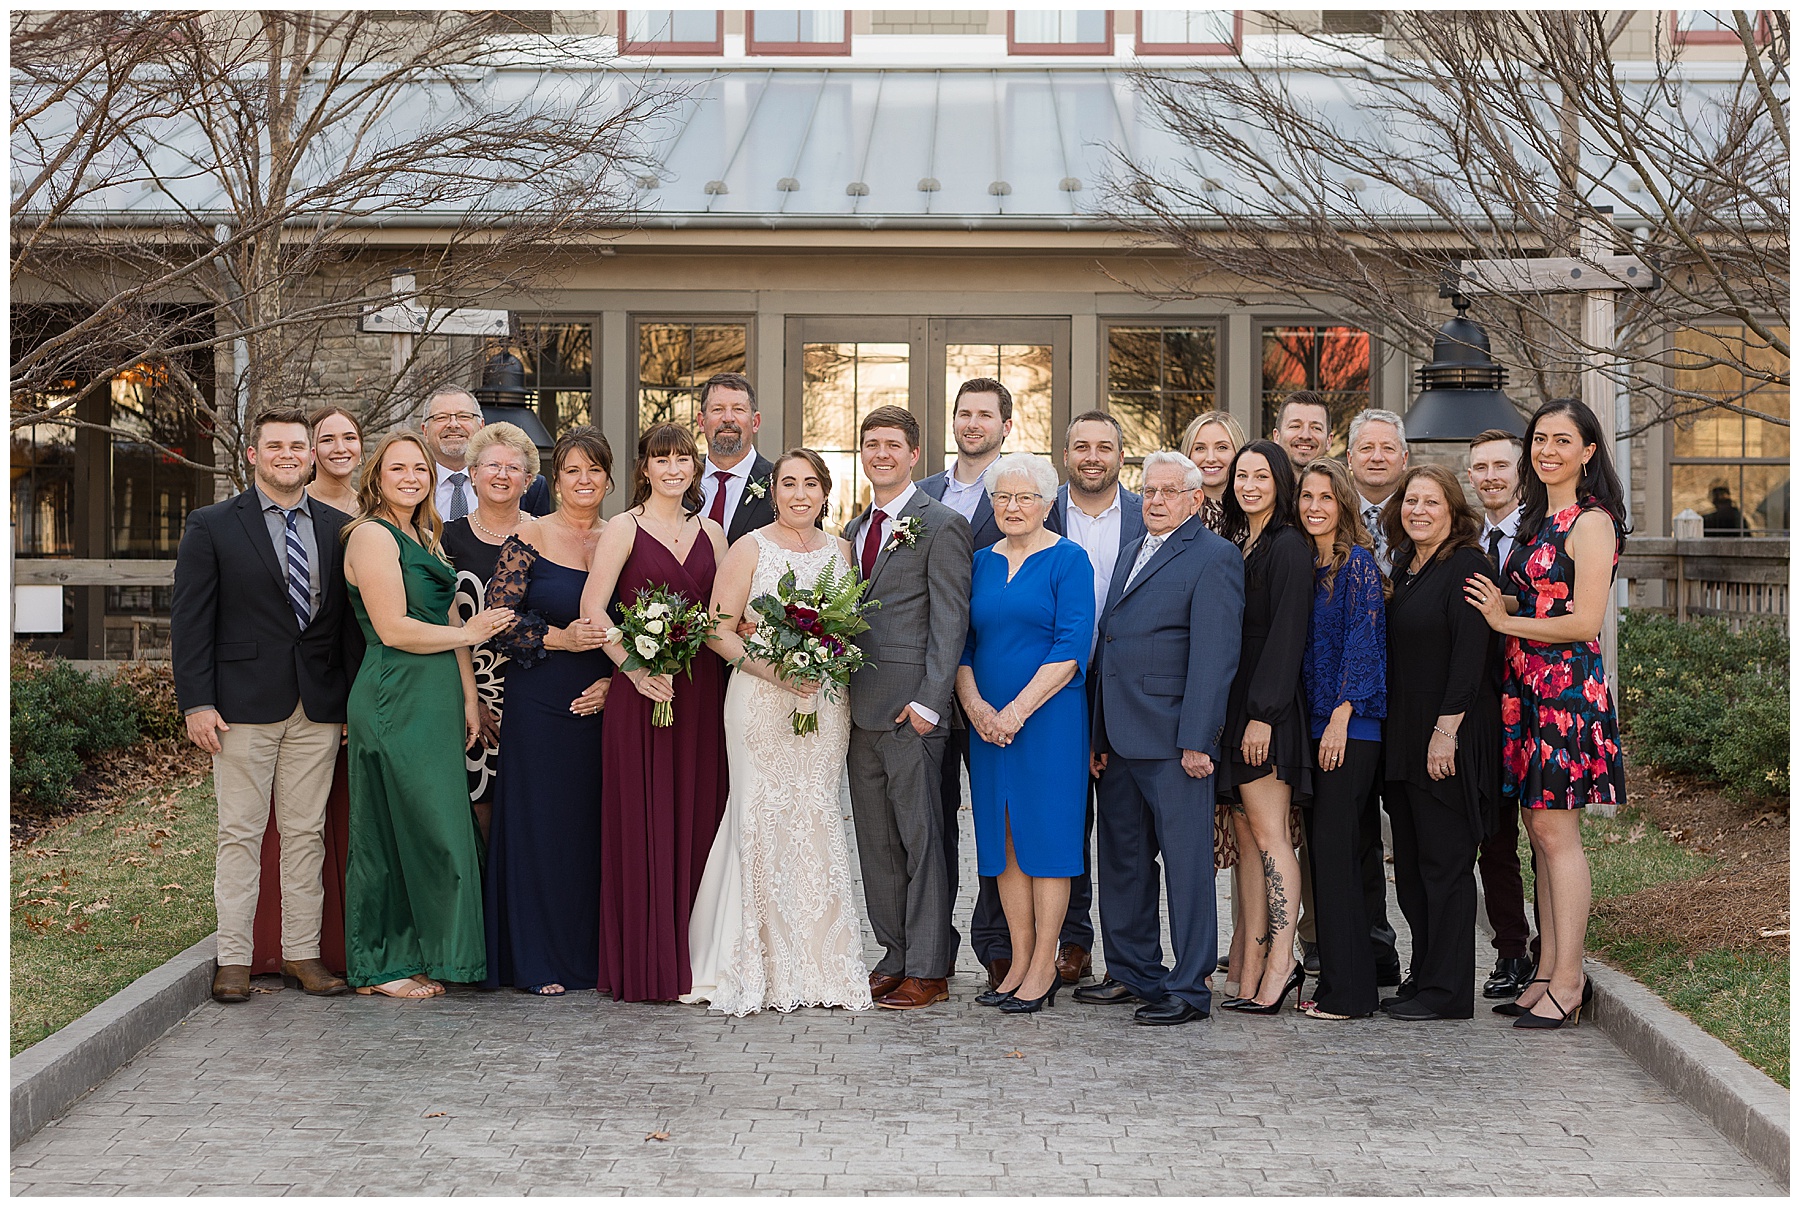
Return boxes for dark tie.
[708,471,732,525]
[282,508,311,629]
[1487,526,1505,573]
[447,471,470,522]
[860,508,886,580]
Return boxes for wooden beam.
[13,560,177,587]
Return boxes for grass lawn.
[1522,805,1790,1087]
[11,776,218,1056]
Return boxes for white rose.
[603,627,623,645]
[634,635,660,659]
[645,618,665,635]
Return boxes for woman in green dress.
[342,430,517,998]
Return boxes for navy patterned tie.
[447,471,470,522]
[283,508,311,629]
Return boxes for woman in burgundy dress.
[581,423,731,1002]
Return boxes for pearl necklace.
[470,510,521,541]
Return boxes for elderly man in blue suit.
[1075,449,1244,1025]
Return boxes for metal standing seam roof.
[14,63,1744,231]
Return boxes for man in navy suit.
[1075,450,1244,1026]
[917,377,1009,970]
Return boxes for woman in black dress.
[1380,465,1501,1021]
[441,422,538,842]
[483,426,614,995]
[1216,439,1314,1015]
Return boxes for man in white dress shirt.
[1466,426,1537,999]
[696,372,777,543]
[419,385,551,519]
[1344,407,1412,986]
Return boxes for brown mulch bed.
[9,739,209,850]
[1591,762,1789,956]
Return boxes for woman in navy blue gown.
[482,427,616,995]
[955,453,1093,1015]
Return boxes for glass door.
[928,319,1069,474]
[785,318,925,525]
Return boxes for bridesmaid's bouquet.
[740,560,876,736]
[606,587,718,727]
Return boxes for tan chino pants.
[212,701,339,966]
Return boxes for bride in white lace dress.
[684,450,871,1015]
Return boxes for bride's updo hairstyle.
[771,448,834,520]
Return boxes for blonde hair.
[341,430,448,560]
[1180,410,1246,461]
[466,421,541,478]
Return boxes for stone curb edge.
[1475,887,1789,1186]
[10,932,217,1149]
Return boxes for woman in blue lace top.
[1296,460,1386,1020]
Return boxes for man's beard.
[956,430,1002,459]
[709,426,745,456]
[1070,462,1120,496]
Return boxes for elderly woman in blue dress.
[954,452,1094,1015]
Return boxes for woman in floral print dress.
[1464,398,1626,1031]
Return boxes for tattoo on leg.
[1261,850,1290,934]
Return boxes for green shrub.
[1618,611,1789,802]
[10,651,141,813]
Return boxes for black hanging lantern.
[1403,295,1524,442]
[475,347,553,458]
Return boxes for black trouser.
[1385,779,1480,1019]
[1359,769,1402,973]
[1477,801,1535,959]
[1304,740,1382,1016]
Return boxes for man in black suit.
[696,372,777,543]
[172,408,360,1004]
[421,384,553,519]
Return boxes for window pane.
[626,9,716,42]
[1107,326,1218,461]
[755,10,799,40]
[519,323,592,437]
[10,421,76,556]
[1016,9,1105,42]
[1260,324,1371,455]
[109,370,213,557]
[803,342,909,522]
[1141,9,1235,44]
[1676,10,1741,33]
[754,9,843,42]
[636,321,748,439]
[944,343,1054,472]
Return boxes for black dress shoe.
[1483,956,1537,999]
[1072,978,1141,1005]
[1378,979,1418,1010]
[1383,997,1444,1021]
[1300,940,1320,975]
[1374,959,1404,987]
[1134,997,1208,1026]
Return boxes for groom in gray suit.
[1076,450,1244,1026]
[843,405,974,1011]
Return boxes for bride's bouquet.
[740,559,876,735]
[606,587,718,727]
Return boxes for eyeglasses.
[1141,486,1195,501]
[474,462,526,477]
[991,492,1044,508]
[425,411,482,426]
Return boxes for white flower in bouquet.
[644,601,670,619]
[634,635,660,659]
[603,626,623,645]
[645,618,665,634]
[792,651,812,669]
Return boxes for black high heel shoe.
[1491,978,1550,1017]
[1513,977,1591,1030]
[1227,964,1305,1015]
[975,986,1015,1007]
[999,974,1065,1014]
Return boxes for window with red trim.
[1008,10,1115,55]
[1671,9,1768,44]
[617,9,723,54]
[1134,9,1241,54]
[746,10,851,55]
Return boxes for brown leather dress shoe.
[985,957,1012,991]
[281,958,349,996]
[876,976,950,1010]
[1056,943,1093,984]
[211,964,251,1004]
[869,971,905,999]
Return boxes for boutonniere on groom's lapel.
[884,515,925,554]
[744,478,768,501]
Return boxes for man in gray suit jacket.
[843,405,974,1011]
[1075,450,1244,1026]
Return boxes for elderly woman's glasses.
[991,492,1044,509]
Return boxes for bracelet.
[1431,724,1459,742]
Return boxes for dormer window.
[618,9,724,54]
[1009,10,1115,55]
[1135,9,1240,54]
[746,10,852,55]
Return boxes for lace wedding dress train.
[683,532,871,1015]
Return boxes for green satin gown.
[344,519,487,986]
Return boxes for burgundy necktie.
[860,509,886,579]
[707,471,732,525]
